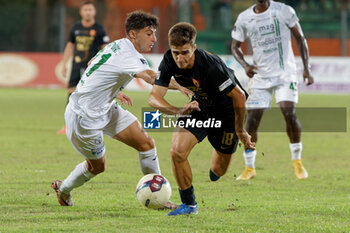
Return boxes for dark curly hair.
[125,10,159,36]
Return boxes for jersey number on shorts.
[221,131,234,146]
[86,53,112,77]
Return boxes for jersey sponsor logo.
[257,37,281,47]
[143,110,161,129]
[89,29,96,36]
[192,78,200,88]
[91,145,105,156]
[140,58,148,65]
[259,23,275,36]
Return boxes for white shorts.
[246,74,298,109]
[65,104,137,160]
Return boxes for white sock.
[290,142,302,161]
[243,149,256,168]
[60,161,95,194]
[139,147,161,175]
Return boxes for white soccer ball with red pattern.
[136,174,172,209]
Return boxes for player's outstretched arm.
[231,39,257,78]
[61,42,74,77]
[137,70,193,100]
[169,79,194,100]
[227,85,255,150]
[135,69,158,85]
[149,85,199,115]
[291,22,314,86]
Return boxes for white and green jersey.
[231,0,298,78]
[69,38,149,128]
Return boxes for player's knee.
[246,117,260,131]
[138,137,155,152]
[170,147,187,163]
[284,111,297,124]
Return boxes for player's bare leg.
[280,101,308,179]
[167,127,198,216]
[209,150,233,181]
[237,109,264,180]
[114,120,178,210]
[170,127,198,190]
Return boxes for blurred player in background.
[57,1,109,134]
[149,22,255,216]
[52,10,190,209]
[231,0,314,180]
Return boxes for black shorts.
[177,110,239,154]
[68,63,87,88]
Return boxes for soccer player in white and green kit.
[231,0,314,180]
[51,10,189,209]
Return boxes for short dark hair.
[125,10,159,35]
[168,22,197,47]
[80,1,95,9]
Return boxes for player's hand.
[244,64,257,78]
[116,92,133,106]
[178,86,194,100]
[178,101,200,116]
[303,70,314,86]
[236,130,255,150]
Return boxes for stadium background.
[0,0,349,92]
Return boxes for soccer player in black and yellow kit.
[58,1,109,134]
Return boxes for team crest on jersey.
[89,29,96,36]
[140,58,148,65]
[192,78,200,88]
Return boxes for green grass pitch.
[0,88,349,232]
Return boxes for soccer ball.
[136,174,172,209]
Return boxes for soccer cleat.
[292,159,308,179]
[51,180,73,206]
[166,203,198,216]
[161,201,179,210]
[236,167,256,180]
[57,126,66,135]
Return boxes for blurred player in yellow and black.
[58,1,109,134]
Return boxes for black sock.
[209,169,220,181]
[179,186,197,206]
